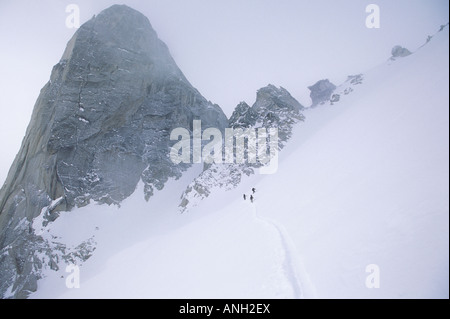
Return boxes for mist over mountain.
[0,5,448,299]
[0,5,229,298]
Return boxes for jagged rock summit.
[180,85,305,212]
[229,85,304,147]
[0,5,227,298]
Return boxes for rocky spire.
[0,5,227,298]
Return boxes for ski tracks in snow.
[250,203,316,299]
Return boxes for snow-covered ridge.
[29,24,449,298]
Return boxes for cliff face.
[0,5,227,298]
[229,85,304,149]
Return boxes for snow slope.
[31,27,449,299]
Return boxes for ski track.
[250,201,305,299]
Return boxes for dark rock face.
[308,79,336,107]
[229,102,255,129]
[230,85,304,148]
[0,5,227,298]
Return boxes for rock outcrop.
[391,45,412,59]
[229,85,304,147]
[0,5,227,298]
[179,85,304,212]
[308,79,337,107]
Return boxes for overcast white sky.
[0,0,448,184]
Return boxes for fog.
[0,0,448,183]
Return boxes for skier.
[252,188,256,194]
[243,194,246,200]
[250,195,254,203]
